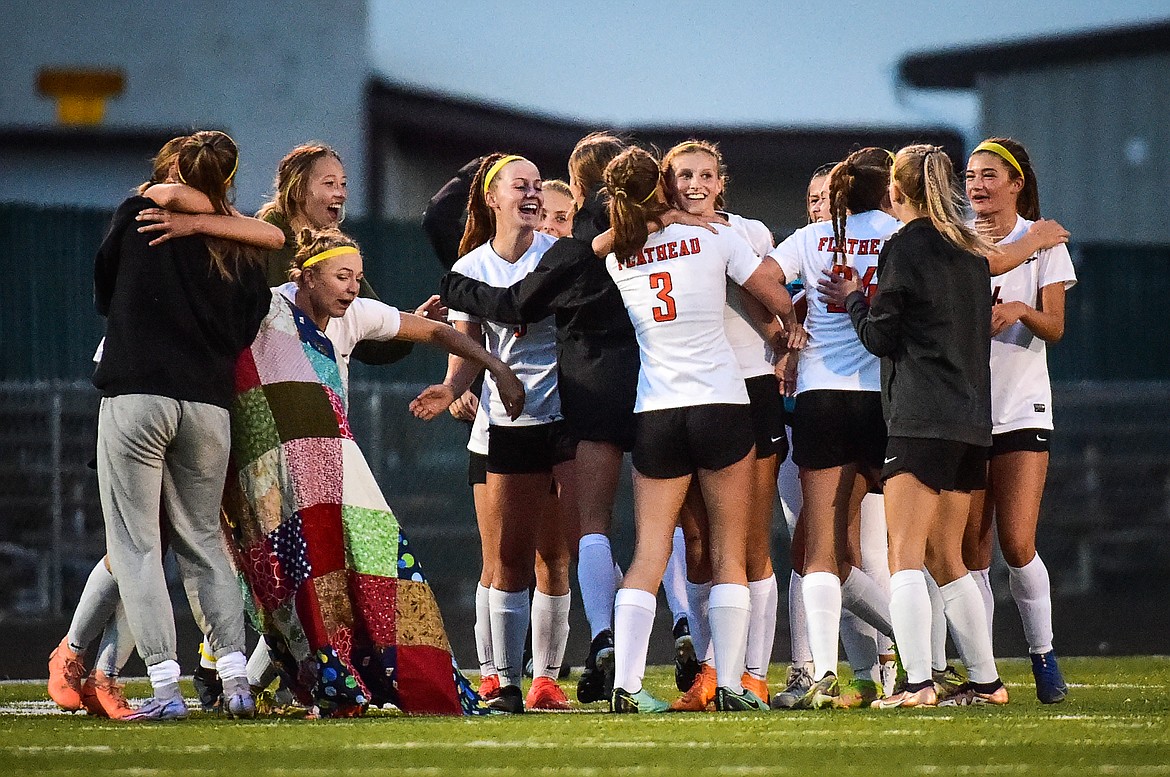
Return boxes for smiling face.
[538,188,574,238]
[668,150,722,218]
[965,151,1023,218]
[304,250,363,320]
[300,155,347,229]
[807,174,830,223]
[486,159,543,231]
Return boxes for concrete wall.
[980,53,1170,245]
[0,1,369,215]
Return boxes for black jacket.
[845,217,992,447]
[438,192,639,433]
[93,196,270,409]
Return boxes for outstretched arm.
[440,240,583,324]
[406,318,524,421]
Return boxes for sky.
[369,0,1168,136]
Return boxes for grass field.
[2,656,1168,776]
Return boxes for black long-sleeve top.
[93,195,271,409]
[844,217,993,447]
[438,192,639,428]
[423,157,483,271]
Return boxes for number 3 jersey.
[768,210,901,395]
[448,230,562,426]
[986,215,1077,434]
[606,223,761,412]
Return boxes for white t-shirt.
[723,212,775,379]
[768,210,901,394]
[277,283,401,394]
[606,223,762,412]
[986,215,1077,434]
[448,231,561,427]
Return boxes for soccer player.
[444,154,578,713]
[601,146,804,713]
[962,137,1075,704]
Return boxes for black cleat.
[576,630,615,703]
[673,617,700,692]
[192,665,223,713]
[486,684,524,714]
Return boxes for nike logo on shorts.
[884,456,897,464]
[770,435,785,443]
[1036,434,1048,442]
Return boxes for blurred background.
[1,1,1168,678]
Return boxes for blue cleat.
[124,695,189,722]
[1031,650,1068,704]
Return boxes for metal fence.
[3,379,1169,622]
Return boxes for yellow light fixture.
[36,68,125,126]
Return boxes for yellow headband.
[973,141,1025,181]
[639,183,659,204]
[301,245,359,271]
[483,155,528,195]
[885,149,897,164]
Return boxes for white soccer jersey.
[448,231,562,427]
[722,212,775,379]
[986,215,1077,434]
[768,210,901,394]
[277,282,401,394]
[467,401,489,455]
[606,223,762,412]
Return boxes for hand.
[817,268,862,308]
[659,208,729,234]
[784,321,808,351]
[136,208,201,246]
[448,389,480,422]
[409,383,456,420]
[990,301,1028,336]
[774,351,798,397]
[414,294,448,323]
[1027,218,1069,250]
[491,367,526,421]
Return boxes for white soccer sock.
[1009,554,1055,655]
[531,590,571,680]
[685,580,713,665]
[745,575,778,680]
[788,571,812,664]
[940,574,999,685]
[93,604,136,677]
[924,569,949,672]
[840,609,879,683]
[489,587,530,689]
[577,533,618,640]
[663,527,690,626]
[246,637,278,689]
[777,452,802,538]
[67,560,121,652]
[474,583,496,677]
[859,493,894,655]
[841,566,895,640]
[801,571,841,680]
[613,587,657,693]
[199,638,217,671]
[147,659,182,695]
[709,583,751,691]
[215,650,248,681]
[971,567,995,644]
[889,569,932,685]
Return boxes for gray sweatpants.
[97,394,245,667]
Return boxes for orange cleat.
[525,676,571,711]
[48,638,86,711]
[670,663,717,711]
[80,670,134,720]
[741,673,769,705]
[478,673,501,701]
